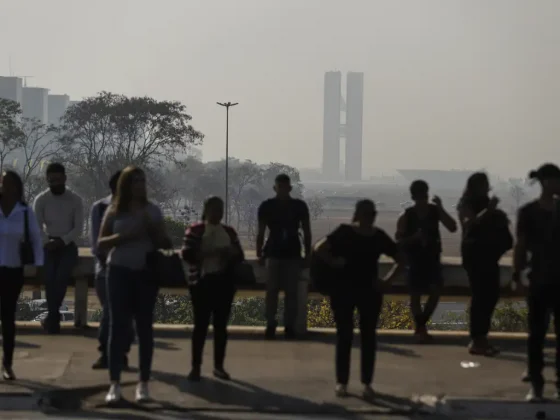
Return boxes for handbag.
[146,249,187,287]
[20,208,35,265]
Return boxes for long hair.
[1,170,25,205]
[201,196,224,221]
[459,172,489,209]
[113,165,147,213]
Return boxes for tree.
[509,180,526,213]
[0,98,23,172]
[307,196,325,221]
[58,92,204,201]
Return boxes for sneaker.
[521,370,530,383]
[135,382,151,403]
[335,383,348,397]
[213,367,231,381]
[362,384,375,401]
[526,385,544,403]
[91,356,108,370]
[187,366,201,382]
[265,326,276,340]
[2,366,16,381]
[105,383,122,404]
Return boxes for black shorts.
[407,256,443,294]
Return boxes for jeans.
[464,259,500,340]
[527,282,560,389]
[95,268,134,357]
[0,267,24,367]
[190,274,235,368]
[107,265,158,382]
[44,243,78,326]
[265,258,302,330]
[330,287,383,386]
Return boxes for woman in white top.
[0,171,44,380]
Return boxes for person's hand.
[489,196,500,210]
[432,195,443,208]
[45,238,64,251]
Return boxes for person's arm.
[256,202,267,259]
[314,226,345,267]
[379,230,404,285]
[435,202,457,233]
[225,226,245,262]
[512,207,528,284]
[97,209,130,251]
[395,212,420,247]
[62,194,84,245]
[32,194,48,245]
[90,203,102,257]
[27,207,45,266]
[300,200,312,258]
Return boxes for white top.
[201,224,232,276]
[33,188,84,245]
[0,202,44,267]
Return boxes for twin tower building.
[322,71,364,182]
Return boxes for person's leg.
[282,259,302,337]
[0,268,24,377]
[133,270,158,384]
[330,293,354,389]
[526,283,549,400]
[481,262,501,340]
[551,285,560,397]
[93,269,109,368]
[53,244,79,315]
[265,258,281,338]
[465,262,486,349]
[421,260,442,329]
[43,249,60,331]
[212,283,235,378]
[358,290,383,394]
[189,283,212,380]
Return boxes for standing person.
[0,171,44,380]
[313,199,401,398]
[97,165,170,404]
[396,180,457,343]
[182,196,245,382]
[256,174,311,340]
[458,172,513,356]
[90,170,134,370]
[512,164,560,402]
[33,163,83,334]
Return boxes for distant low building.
[397,169,475,191]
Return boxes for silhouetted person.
[256,174,311,339]
[182,196,245,382]
[33,163,83,334]
[396,180,457,342]
[0,171,43,380]
[90,170,134,370]
[513,164,560,402]
[98,166,170,404]
[313,199,401,399]
[458,172,513,356]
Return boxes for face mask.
[49,185,66,195]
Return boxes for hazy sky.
[1,0,558,177]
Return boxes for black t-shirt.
[517,200,560,282]
[327,224,398,289]
[402,204,442,260]
[258,197,310,259]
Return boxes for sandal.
[468,344,500,357]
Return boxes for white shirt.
[0,202,44,267]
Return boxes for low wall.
[24,249,524,333]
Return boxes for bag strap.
[24,207,30,244]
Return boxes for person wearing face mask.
[33,163,84,334]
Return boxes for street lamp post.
[217,101,238,224]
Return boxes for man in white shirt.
[33,163,84,334]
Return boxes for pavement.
[1,326,559,419]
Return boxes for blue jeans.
[95,268,134,357]
[44,243,78,325]
[107,265,158,382]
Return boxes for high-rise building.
[345,72,364,181]
[322,71,342,180]
[321,71,364,181]
[0,76,23,105]
[22,87,49,124]
[48,94,70,125]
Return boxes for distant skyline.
[1,0,558,178]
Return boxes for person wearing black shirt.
[256,174,311,339]
[458,172,513,356]
[313,199,401,399]
[513,164,560,402]
[396,180,457,343]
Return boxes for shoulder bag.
[20,207,35,265]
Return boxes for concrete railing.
[24,249,525,334]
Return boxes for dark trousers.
[95,269,134,357]
[107,266,158,382]
[330,288,383,386]
[527,282,560,389]
[190,274,235,369]
[464,259,500,340]
[0,267,24,368]
[44,243,78,325]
